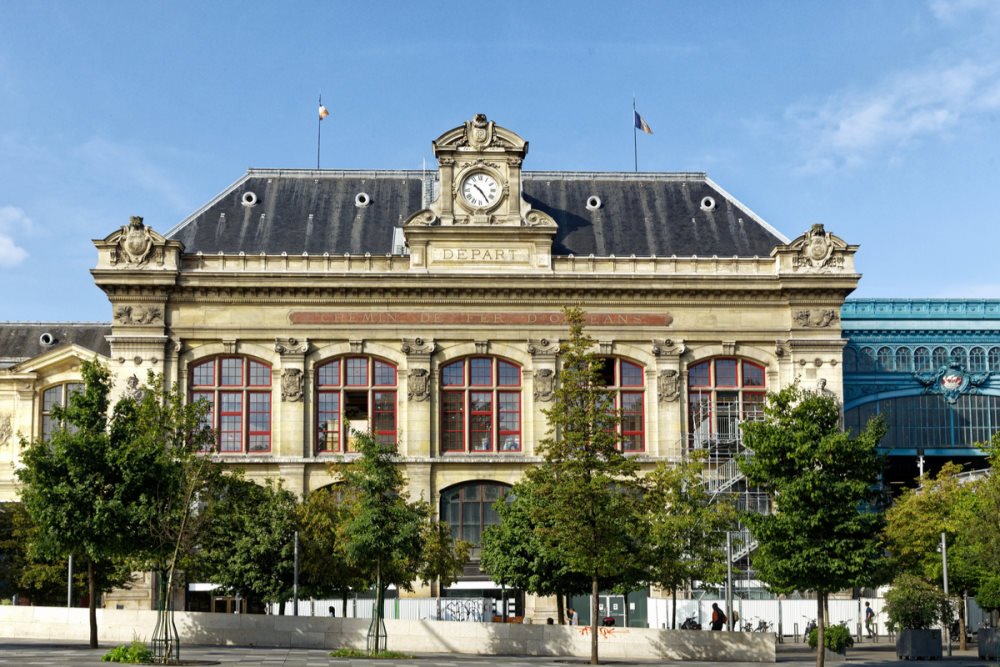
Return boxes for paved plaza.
[0,639,987,667]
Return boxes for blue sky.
[2,0,999,321]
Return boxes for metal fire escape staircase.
[688,402,770,565]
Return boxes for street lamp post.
[941,532,951,657]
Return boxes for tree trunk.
[671,586,677,629]
[557,593,565,625]
[341,590,348,618]
[815,593,825,667]
[591,576,599,665]
[88,560,98,649]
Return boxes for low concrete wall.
[0,606,775,661]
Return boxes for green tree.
[527,306,648,664]
[197,476,299,609]
[643,454,735,626]
[418,520,471,606]
[111,373,221,662]
[337,431,427,653]
[885,462,982,648]
[480,478,591,623]
[17,360,157,647]
[296,485,368,614]
[739,385,887,667]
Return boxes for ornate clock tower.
[403,114,556,272]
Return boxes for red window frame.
[189,356,273,454]
[439,357,522,454]
[597,357,646,452]
[315,356,398,453]
[687,358,767,443]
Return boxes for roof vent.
[241,191,258,207]
[585,195,602,211]
[699,196,716,212]
[39,333,56,346]
[355,192,371,208]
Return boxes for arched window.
[316,356,397,453]
[970,347,987,372]
[914,347,931,372]
[877,347,894,372]
[843,348,858,373]
[688,358,766,448]
[597,357,646,452]
[895,348,912,372]
[859,347,875,372]
[40,382,83,440]
[932,347,949,368]
[440,481,511,560]
[191,357,272,453]
[951,347,968,368]
[441,357,521,453]
[990,347,1000,371]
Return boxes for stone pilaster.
[274,337,309,458]
[401,338,434,457]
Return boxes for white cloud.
[0,206,31,267]
[790,59,1000,172]
[0,235,28,267]
[788,2,1000,172]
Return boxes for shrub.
[884,573,951,631]
[329,648,413,659]
[807,624,855,654]
[101,640,153,664]
[977,575,1000,613]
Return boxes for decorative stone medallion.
[533,368,556,402]
[408,369,430,402]
[657,370,681,403]
[280,369,304,402]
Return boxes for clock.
[461,172,500,208]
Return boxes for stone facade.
[0,116,861,615]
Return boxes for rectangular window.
[470,358,492,386]
[442,361,464,387]
[248,360,271,387]
[247,392,270,452]
[374,360,396,386]
[220,358,243,386]
[219,392,243,453]
[743,392,765,421]
[716,391,740,440]
[317,392,340,452]
[461,502,481,544]
[497,361,520,386]
[192,361,215,387]
[373,391,396,445]
[620,361,644,387]
[621,392,644,451]
[742,362,765,387]
[498,391,521,451]
[318,361,341,387]
[442,391,465,452]
[716,359,738,387]
[688,363,710,387]
[469,392,493,452]
[346,358,368,386]
[192,392,215,447]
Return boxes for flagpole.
[317,94,322,169]
[633,96,638,172]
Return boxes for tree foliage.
[643,453,735,594]
[336,431,427,653]
[197,475,299,607]
[296,486,367,608]
[522,306,648,664]
[884,573,952,631]
[16,360,156,647]
[418,520,471,594]
[739,385,887,667]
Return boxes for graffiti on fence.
[578,626,629,639]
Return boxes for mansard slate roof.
[167,169,788,258]
[0,323,112,369]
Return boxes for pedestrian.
[329,605,336,618]
[864,602,875,638]
[567,607,578,626]
[710,603,727,631]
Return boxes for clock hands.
[473,184,489,202]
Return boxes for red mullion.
[247,391,271,453]
[621,391,645,452]
[441,390,465,453]
[497,390,521,452]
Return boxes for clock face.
[461,172,500,208]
